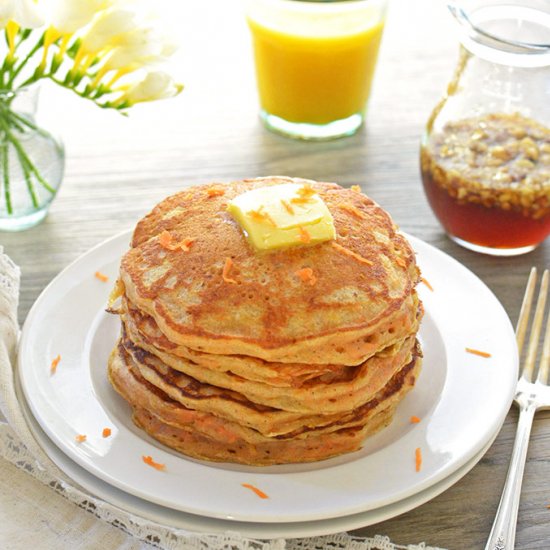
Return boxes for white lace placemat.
[0,246,445,550]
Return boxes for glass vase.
[0,85,65,231]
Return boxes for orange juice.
[249,19,384,124]
[246,0,386,138]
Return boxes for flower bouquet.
[0,0,182,230]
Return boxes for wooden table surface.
[1,1,549,548]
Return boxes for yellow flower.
[117,71,183,106]
[49,0,116,35]
[0,0,45,30]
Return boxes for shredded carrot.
[290,185,316,205]
[102,428,112,438]
[75,434,87,443]
[351,185,361,193]
[415,447,422,472]
[298,226,311,244]
[222,257,238,284]
[339,203,366,220]
[465,347,492,358]
[295,267,317,286]
[280,199,294,215]
[95,271,109,283]
[248,206,277,227]
[142,455,166,471]
[206,187,225,198]
[410,416,421,424]
[159,230,194,252]
[420,277,434,291]
[331,242,373,266]
[396,257,407,268]
[50,354,61,375]
[241,483,269,499]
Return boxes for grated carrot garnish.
[248,206,277,227]
[465,347,492,358]
[241,483,269,499]
[207,187,225,198]
[280,199,294,215]
[331,242,373,266]
[95,271,109,283]
[420,277,434,291]
[50,354,61,375]
[339,203,366,220]
[396,257,407,268]
[410,416,421,424]
[297,184,316,198]
[298,226,311,243]
[75,434,87,443]
[415,447,422,472]
[222,257,238,284]
[159,230,194,252]
[142,455,166,471]
[295,267,317,286]
[351,185,361,193]
[102,428,112,438]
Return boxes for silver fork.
[485,267,550,550]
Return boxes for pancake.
[109,343,422,465]
[119,177,420,365]
[108,176,424,465]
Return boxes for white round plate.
[18,231,518,523]
[16,370,499,539]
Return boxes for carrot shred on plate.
[75,434,87,443]
[465,347,492,358]
[241,483,269,499]
[410,415,421,424]
[102,428,112,438]
[415,447,422,472]
[420,277,434,291]
[142,455,166,471]
[222,257,238,284]
[95,271,109,283]
[295,267,317,286]
[50,354,61,375]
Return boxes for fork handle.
[484,403,536,550]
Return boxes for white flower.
[120,70,183,105]
[0,0,45,29]
[80,8,141,54]
[48,0,117,34]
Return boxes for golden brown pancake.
[119,177,420,365]
[108,177,424,465]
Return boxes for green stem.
[1,143,12,215]
[7,31,46,88]
[15,145,39,208]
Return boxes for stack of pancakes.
[108,177,423,465]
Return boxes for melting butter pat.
[228,183,336,250]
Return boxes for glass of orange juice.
[245,0,387,140]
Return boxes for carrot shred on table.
[102,428,112,438]
[142,455,166,471]
[415,447,422,472]
[351,185,361,193]
[95,271,109,283]
[465,347,492,358]
[410,415,421,424]
[339,203,366,220]
[420,277,434,291]
[298,226,311,243]
[241,483,269,499]
[280,199,294,215]
[222,257,238,284]
[331,242,373,266]
[206,187,225,198]
[75,434,87,443]
[295,267,317,286]
[50,354,61,375]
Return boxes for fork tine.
[522,269,549,382]
[516,267,537,356]
[536,271,550,384]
